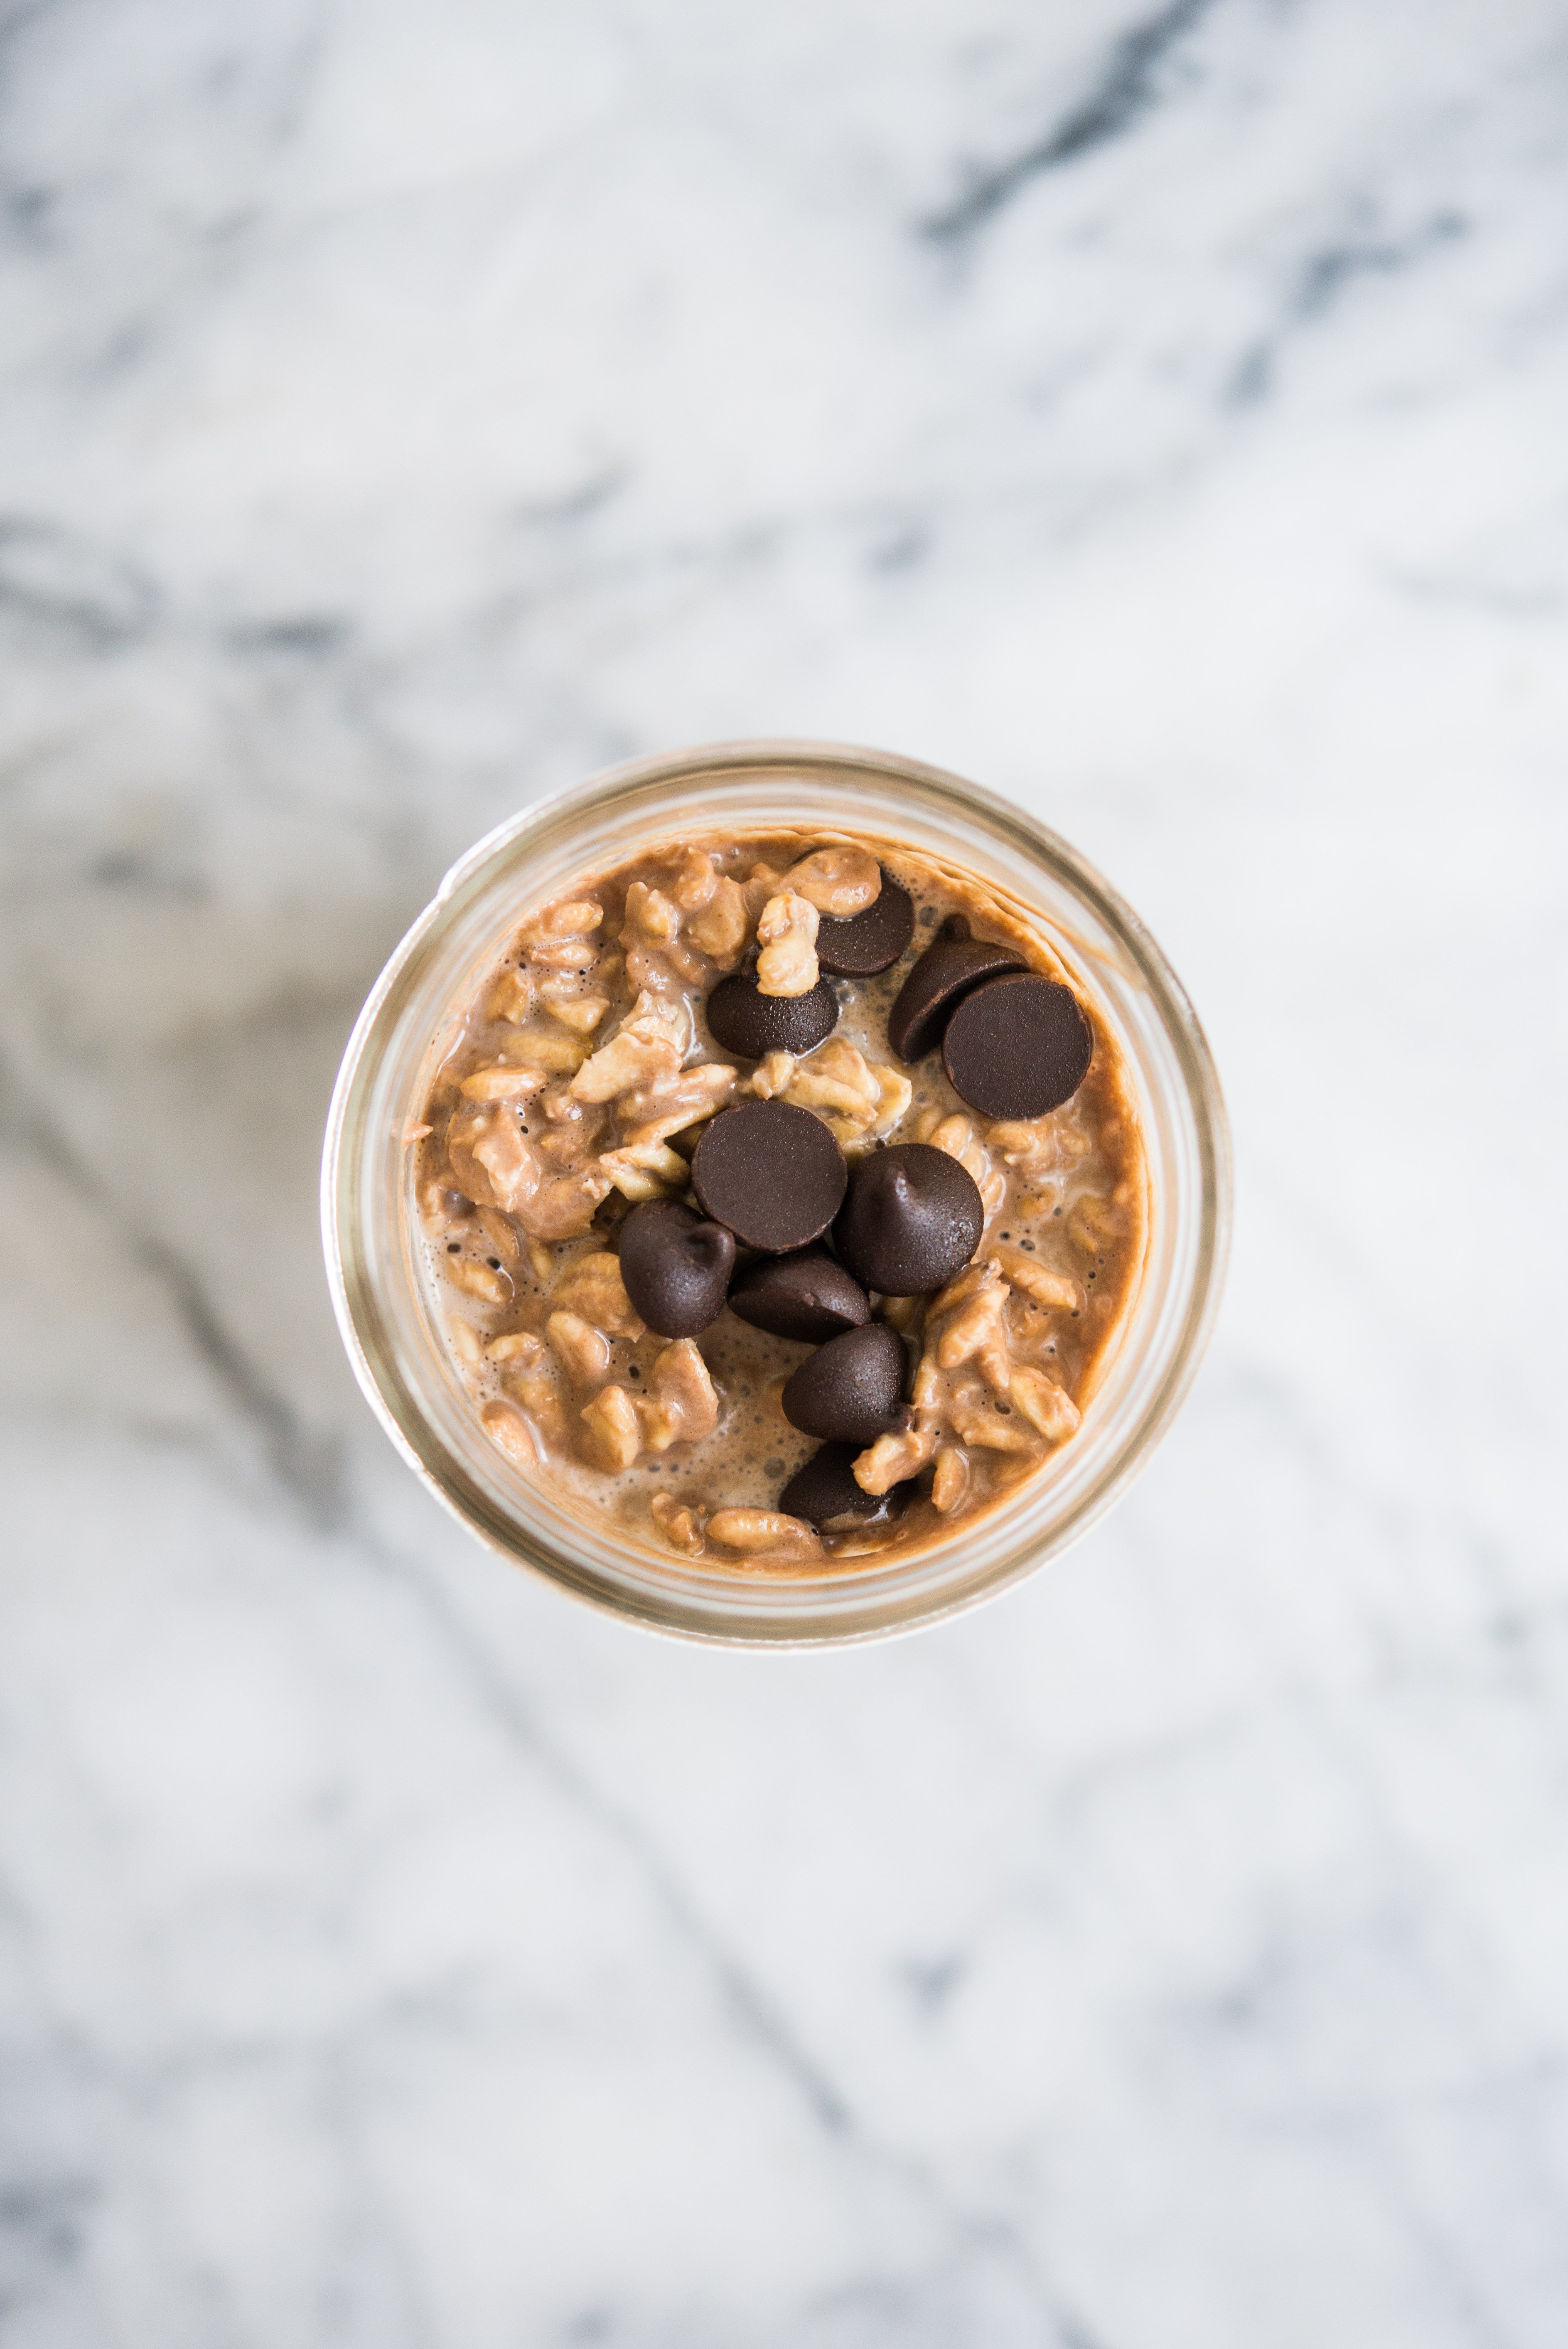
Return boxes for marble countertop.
[2,4,1565,2343]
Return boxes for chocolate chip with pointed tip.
[833,1142,982,1296]
[942,972,1094,1119]
[691,1099,848,1253]
[779,1441,915,1531]
[705,970,838,1060]
[816,869,915,977]
[886,914,1027,1062]
[781,1321,908,1446]
[617,1200,736,1338]
[727,1245,870,1343]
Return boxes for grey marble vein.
[921,0,1222,244]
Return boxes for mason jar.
[322,740,1231,1644]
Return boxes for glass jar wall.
[322,742,1231,1644]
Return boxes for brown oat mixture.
[411,831,1148,1568]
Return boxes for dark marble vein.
[921,0,1219,244]
[0,1048,347,1532]
[0,2175,97,2320]
[0,518,156,652]
[132,1228,348,1531]
[4,1021,1090,2324]
[353,1528,858,2137]
[225,613,353,659]
[1228,209,1469,404]
[354,1527,1104,2345]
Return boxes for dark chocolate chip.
[691,1099,848,1253]
[942,972,1094,1119]
[727,1245,870,1343]
[833,1142,983,1296]
[779,1441,914,1531]
[617,1199,736,1338]
[705,971,838,1060]
[816,869,915,977]
[885,913,1028,1062]
[781,1321,907,1446]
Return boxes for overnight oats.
[409,829,1149,1570]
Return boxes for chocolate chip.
[705,971,838,1060]
[691,1099,848,1253]
[885,913,1028,1062]
[781,1321,907,1446]
[816,869,915,976]
[833,1142,983,1295]
[942,973,1094,1119]
[727,1245,870,1342]
[617,1199,736,1338]
[779,1441,915,1531]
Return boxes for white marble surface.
[1,2,1566,2342]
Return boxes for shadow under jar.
[323,741,1231,1646]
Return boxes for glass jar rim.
[323,739,1231,1646]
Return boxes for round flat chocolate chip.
[617,1199,736,1338]
[816,869,915,977]
[886,914,1028,1063]
[727,1245,870,1343]
[691,1099,848,1253]
[833,1143,983,1296]
[705,971,838,1060]
[942,973,1094,1119]
[781,1322,907,1446]
[779,1441,914,1532]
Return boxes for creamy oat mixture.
[410,831,1148,1569]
